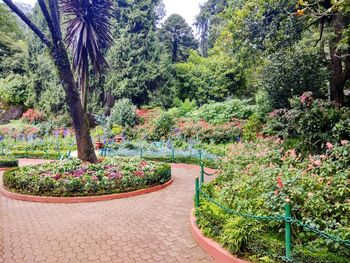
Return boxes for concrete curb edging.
[190,208,250,263]
[0,178,173,203]
[0,167,15,171]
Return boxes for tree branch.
[37,0,58,42]
[3,0,51,47]
[48,0,62,40]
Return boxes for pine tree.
[160,14,198,62]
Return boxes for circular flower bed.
[3,157,171,197]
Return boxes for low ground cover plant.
[196,138,350,263]
[3,157,171,197]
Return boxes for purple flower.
[92,175,98,181]
[72,168,86,178]
[108,172,123,179]
[64,129,69,138]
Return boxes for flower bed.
[3,157,171,197]
[196,139,350,263]
[0,157,19,168]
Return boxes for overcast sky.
[16,0,206,28]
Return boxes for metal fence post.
[200,162,204,186]
[171,147,175,162]
[140,148,143,158]
[285,200,292,261]
[195,176,200,208]
[198,149,202,162]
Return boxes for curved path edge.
[0,178,173,203]
[190,208,250,263]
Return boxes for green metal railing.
[99,146,218,164]
[195,164,350,262]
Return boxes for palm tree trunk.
[3,0,98,163]
[51,42,97,163]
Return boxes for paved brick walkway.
[0,159,215,263]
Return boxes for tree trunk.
[3,0,98,162]
[51,42,97,163]
[329,16,345,108]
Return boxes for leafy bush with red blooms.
[22,109,45,124]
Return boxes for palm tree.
[61,0,113,111]
[3,0,113,163]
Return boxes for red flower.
[277,176,284,189]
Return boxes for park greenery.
[0,0,349,262]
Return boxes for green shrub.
[108,98,138,127]
[148,112,175,140]
[0,74,28,105]
[0,158,18,168]
[192,99,255,125]
[243,113,262,141]
[262,47,328,109]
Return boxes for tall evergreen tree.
[160,14,198,62]
[195,0,230,57]
[105,0,171,106]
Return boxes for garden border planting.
[2,157,172,200]
[0,177,173,203]
[190,208,249,263]
[0,158,18,168]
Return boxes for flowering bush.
[265,93,350,153]
[22,109,45,124]
[179,119,243,144]
[3,157,171,196]
[196,139,350,262]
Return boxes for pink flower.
[299,92,313,106]
[313,160,321,167]
[341,140,349,146]
[92,176,98,181]
[326,142,333,150]
[134,170,145,177]
[274,189,279,196]
[139,161,148,168]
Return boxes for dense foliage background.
[1,0,349,115]
[0,0,349,262]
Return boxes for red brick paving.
[0,159,215,263]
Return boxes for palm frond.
[60,0,113,74]
[59,0,113,110]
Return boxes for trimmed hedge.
[0,158,19,168]
[3,157,171,197]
